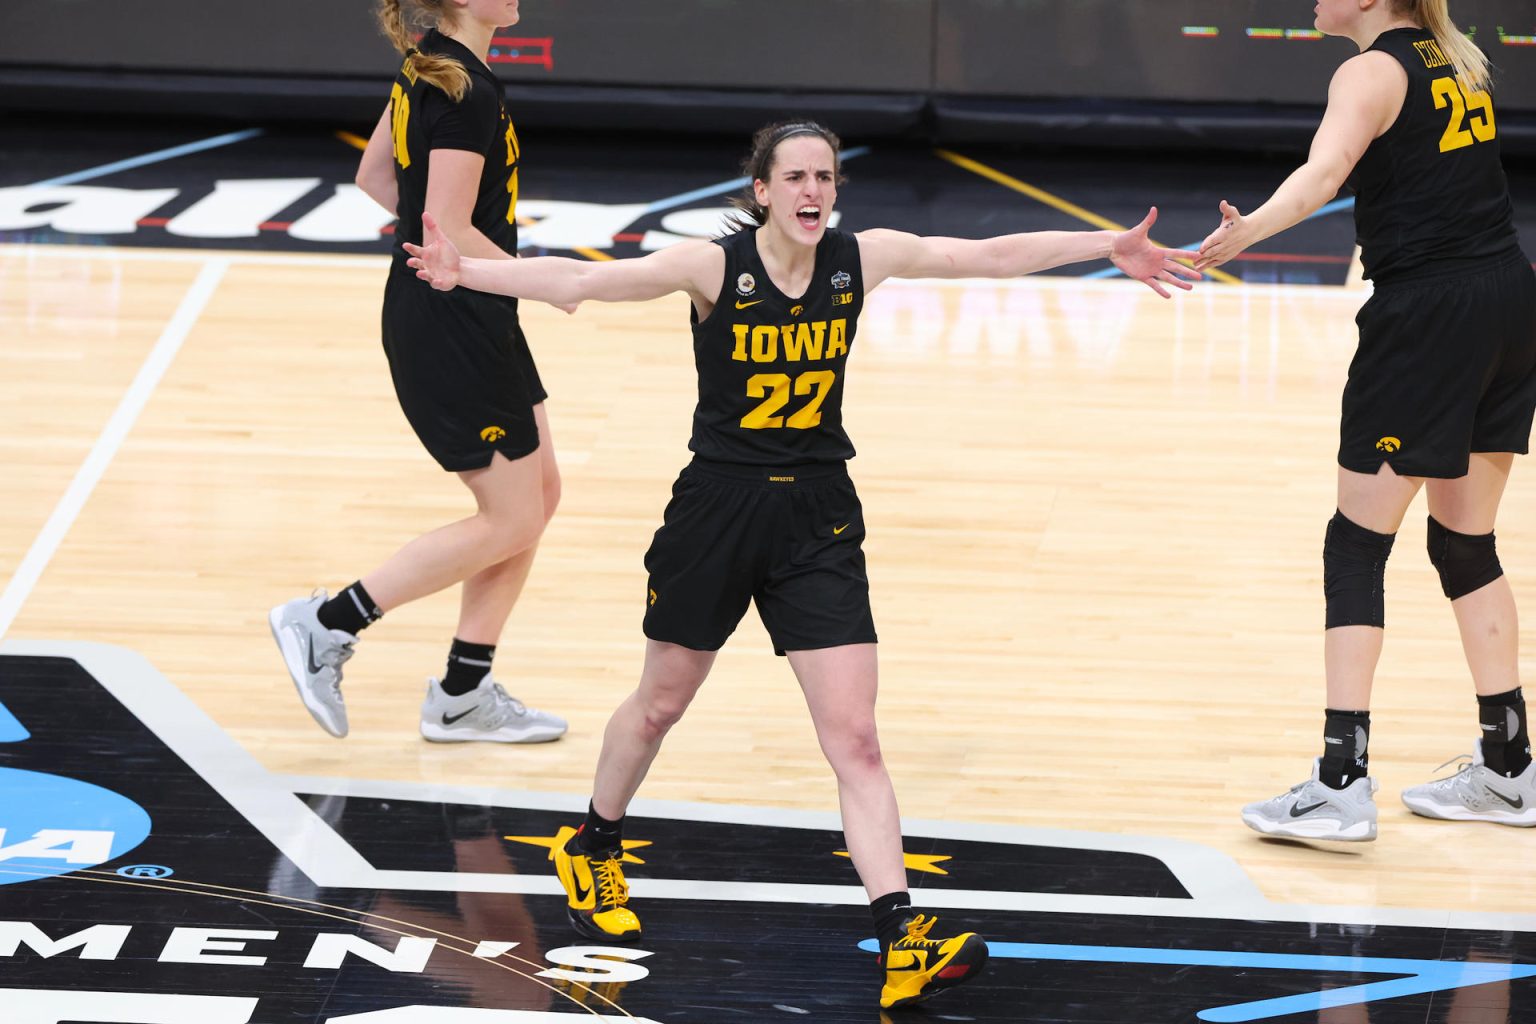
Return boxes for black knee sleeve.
[1426,516,1503,600]
[1323,511,1396,629]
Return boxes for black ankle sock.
[577,801,624,853]
[1321,708,1371,790]
[871,890,913,949]
[317,582,381,635]
[441,638,495,697]
[1478,687,1531,778]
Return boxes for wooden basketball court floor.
[9,237,1536,902]
[5,233,1534,924]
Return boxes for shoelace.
[481,682,529,727]
[895,914,941,948]
[594,856,630,909]
[1424,754,1475,788]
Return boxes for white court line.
[6,640,1536,934]
[0,259,229,643]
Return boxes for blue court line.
[1086,196,1357,280]
[641,145,871,215]
[27,128,265,189]
[0,701,28,743]
[857,938,1536,1021]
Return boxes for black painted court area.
[2,653,1534,1023]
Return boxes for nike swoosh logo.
[1289,801,1328,817]
[570,870,594,906]
[735,299,764,309]
[442,708,476,726]
[1485,786,1525,809]
[305,635,325,675]
[833,523,850,535]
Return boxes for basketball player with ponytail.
[269,0,567,746]
[1199,0,1536,839]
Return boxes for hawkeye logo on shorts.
[481,426,507,443]
[648,588,658,607]
[1376,436,1402,454]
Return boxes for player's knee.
[822,721,884,777]
[1323,511,1396,629]
[1426,515,1503,599]
[638,693,691,740]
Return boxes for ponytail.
[1398,0,1492,91]
[375,0,472,102]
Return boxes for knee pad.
[1323,511,1396,629]
[1426,516,1503,599]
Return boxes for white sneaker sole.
[1401,795,1536,826]
[269,605,347,739]
[1241,810,1377,842]
[419,721,565,744]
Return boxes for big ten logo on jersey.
[731,319,849,364]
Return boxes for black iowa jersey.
[1349,28,1521,284]
[387,29,520,260]
[689,228,864,465]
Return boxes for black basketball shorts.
[381,259,548,472]
[642,459,879,655]
[1341,254,1536,478]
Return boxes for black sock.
[316,581,381,635]
[1320,708,1370,789]
[577,801,624,853]
[1478,687,1531,778]
[440,638,495,697]
[871,890,913,950]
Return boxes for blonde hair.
[376,0,472,102]
[1393,0,1492,91]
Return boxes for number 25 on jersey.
[1433,76,1495,153]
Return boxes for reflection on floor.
[2,643,1532,1023]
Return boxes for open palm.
[1110,207,1202,298]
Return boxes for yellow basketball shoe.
[878,913,988,1009]
[552,826,642,943]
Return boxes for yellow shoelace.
[595,857,630,909]
[896,914,940,947]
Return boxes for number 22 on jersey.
[1433,76,1495,153]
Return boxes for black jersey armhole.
[691,235,736,329]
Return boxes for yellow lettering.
[731,324,750,361]
[781,322,827,362]
[389,83,412,169]
[751,326,779,362]
[825,318,848,359]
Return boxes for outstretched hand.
[1110,208,1202,298]
[403,211,460,291]
[1194,201,1249,270]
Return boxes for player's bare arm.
[406,211,726,311]
[857,207,1200,299]
[1197,53,1406,269]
